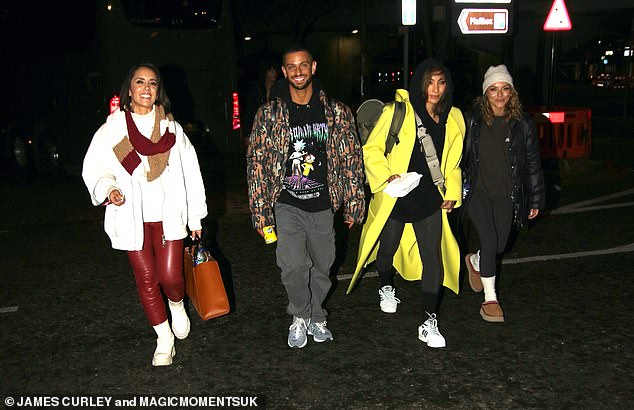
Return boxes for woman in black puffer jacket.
[461,65,545,323]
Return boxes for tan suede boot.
[480,300,505,322]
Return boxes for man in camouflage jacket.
[246,44,365,348]
[246,91,366,228]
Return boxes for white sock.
[168,299,190,339]
[153,320,173,340]
[481,276,497,302]
[168,299,185,317]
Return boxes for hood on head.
[408,58,453,121]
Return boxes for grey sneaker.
[418,313,446,348]
[307,320,333,342]
[287,316,308,348]
[379,285,401,313]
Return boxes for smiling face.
[129,66,158,115]
[485,81,512,116]
[282,51,316,91]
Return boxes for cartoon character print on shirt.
[302,153,315,176]
[289,140,305,180]
[283,122,328,200]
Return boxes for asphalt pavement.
[1,146,634,409]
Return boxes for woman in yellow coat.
[348,58,464,348]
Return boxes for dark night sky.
[1,2,96,54]
[3,1,632,56]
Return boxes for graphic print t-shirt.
[277,93,331,212]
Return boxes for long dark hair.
[119,63,172,114]
[421,66,450,117]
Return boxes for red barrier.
[526,106,592,159]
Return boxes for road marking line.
[337,243,634,280]
[551,201,634,214]
[502,243,634,264]
[339,189,634,280]
[0,230,8,234]
[0,306,19,314]
[555,188,634,212]
[338,272,377,281]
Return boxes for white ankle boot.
[168,299,190,340]
[152,320,175,366]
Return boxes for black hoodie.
[392,58,454,222]
[408,57,454,128]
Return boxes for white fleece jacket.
[82,109,208,251]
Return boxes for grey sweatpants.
[274,202,336,323]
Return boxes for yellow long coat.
[348,89,465,294]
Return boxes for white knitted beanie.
[482,65,514,94]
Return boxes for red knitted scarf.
[113,106,176,180]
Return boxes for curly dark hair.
[477,87,523,126]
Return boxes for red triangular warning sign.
[544,0,572,31]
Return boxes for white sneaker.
[287,316,308,348]
[418,313,446,348]
[379,285,401,313]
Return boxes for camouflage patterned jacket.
[246,89,365,230]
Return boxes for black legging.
[466,187,513,278]
[376,210,443,314]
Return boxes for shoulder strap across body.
[384,101,405,156]
[414,112,445,195]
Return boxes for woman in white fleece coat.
[82,63,207,367]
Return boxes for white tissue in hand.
[383,172,423,198]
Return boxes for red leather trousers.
[127,222,184,326]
